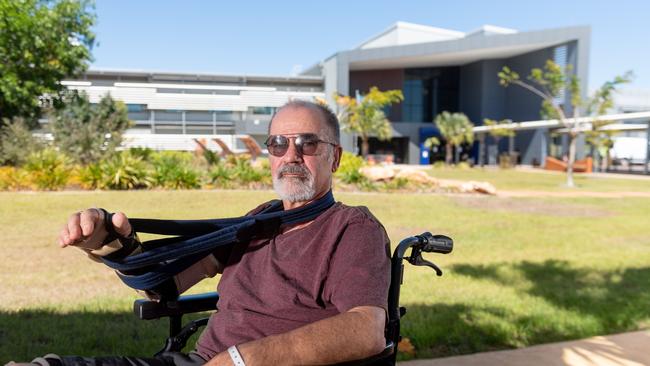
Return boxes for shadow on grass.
[453,260,650,330]
[0,309,209,363]
[4,261,649,362]
[398,260,650,359]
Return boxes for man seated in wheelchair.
[13,100,391,366]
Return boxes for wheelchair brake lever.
[408,254,443,276]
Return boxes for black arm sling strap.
[101,191,335,291]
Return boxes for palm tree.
[335,87,403,158]
[426,112,474,165]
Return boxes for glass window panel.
[185,111,212,122]
[250,106,275,115]
[127,104,146,112]
[154,110,183,122]
[128,111,150,121]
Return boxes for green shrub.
[382,177,409,191]
[335,152,365,184]
[208,163,235,188]
[457,161,472,170]
[77,162,104,190]
[227,155,271,187]
[432,161,446,169]
[100,152,152,190]
[23,149,72,190]
[128,147,154,162]
[0,166,30,190]
[357,178,377,192]
[499,153,513,169]
[150,150,194,164]
[0,118,45,166]
[201,148,221,167]
[151,153,201,189]
[232,157,262,184]
[254,157,271,171]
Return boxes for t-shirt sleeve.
[324,218,391,313]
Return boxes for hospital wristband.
[227,345,246,366]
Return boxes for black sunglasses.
[264,133,337,157]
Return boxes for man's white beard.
[273,165,316,203]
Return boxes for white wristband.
[227,345,246,366]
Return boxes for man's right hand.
[58,208,132,248]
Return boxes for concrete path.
[398,330,650,366]
[498,190,650,198]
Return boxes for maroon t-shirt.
[195,201,391,359]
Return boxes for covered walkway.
[472,111,650,175]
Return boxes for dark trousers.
[25,352,206,366]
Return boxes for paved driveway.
[399,330,650,366]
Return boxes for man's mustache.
[277,165,311,179]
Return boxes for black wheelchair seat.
[133,232,453,365]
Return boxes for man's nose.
[282,139,303,163]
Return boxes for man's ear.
[332,146,343,172]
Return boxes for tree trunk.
[566,134,577,187]
[445,143,453,165]
[602,148,610,171]
[361,137,370,159]
[479,134,486,167]
[493,136,501,166]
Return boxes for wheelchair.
[133,232,453,365]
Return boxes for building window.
[185,111,212,122]
[127,104,146,112]
[553,44,568,106]
[250,106,275,115]
[214,110,237,121]
[127,104,149,121]
[154,110,183,122]
[403,79,423,122]
[403,67,459,123]
[157,88,240,95]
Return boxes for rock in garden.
[359,166,395,181]
[395,169,438,185]
[439,179,496,195]
[459,181,497,195]
[470,181,497,195]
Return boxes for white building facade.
[59,22,611,164]
[60,70,324,151]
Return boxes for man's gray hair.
[268,100,340,144]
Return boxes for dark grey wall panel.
[504,46,556,122]
[459,61,483,124]
[480,59,507,122]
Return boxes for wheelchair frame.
[133,232,453,365]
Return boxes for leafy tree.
[0,0,95,125]
[483,118,515,165]
[585,125,615,171]
[499,60,631,187]
[0,117,45,165]
[425,111,474,165]
[584,74,634,171]
[334,87,403,158]
[50,92,131,165]
[484,118,515,142]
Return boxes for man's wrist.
[227,345,246,366]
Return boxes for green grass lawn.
[1,176,649,361]
[428,166,650,192]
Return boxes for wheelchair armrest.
[134,292,219,320]
[336,341,395,366]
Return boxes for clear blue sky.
[92,0,650,90]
